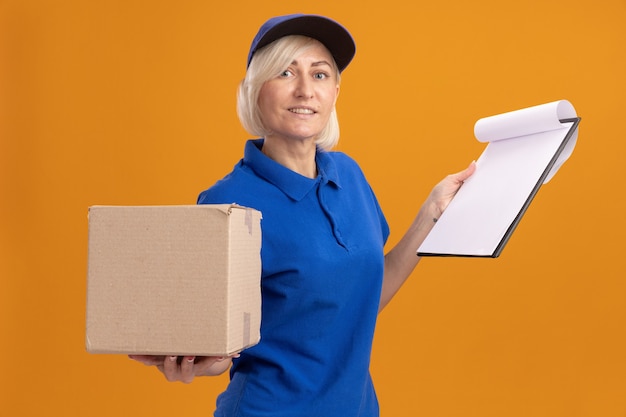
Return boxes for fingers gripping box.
[85,205,262,356]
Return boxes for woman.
[131,13,475,416]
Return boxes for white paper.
[474,99,578,183]
[474,100,576,142]
[417,100,578,257]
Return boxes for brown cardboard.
[85,204,262,356]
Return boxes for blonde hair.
[237,35,342,151]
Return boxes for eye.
[313,72,329,80]
[279,69,294,78]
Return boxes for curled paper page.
[474,100,578,183]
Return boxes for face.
[257,41,339,144]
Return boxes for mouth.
[288,107,316,115]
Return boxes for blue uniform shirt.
[197,139,390,417]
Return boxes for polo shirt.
[197,139,390,417]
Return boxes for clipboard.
[417,100,581,258]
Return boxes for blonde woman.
[131,14,474,417]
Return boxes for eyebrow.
[291,59,333,68]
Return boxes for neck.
[261,136,318,178]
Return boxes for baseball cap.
[246,14,356,72]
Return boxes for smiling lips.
[289,107,315,114]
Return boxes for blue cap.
[246,14,356,72]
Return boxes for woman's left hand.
[426,161,476,221]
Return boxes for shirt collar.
[243,139,341,201]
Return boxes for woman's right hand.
[128,354,238,383]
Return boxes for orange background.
[2,0,625,416]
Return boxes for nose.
[294,76,314,99]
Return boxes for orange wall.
[2,1,625,416]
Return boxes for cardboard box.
[85,204,262,356]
